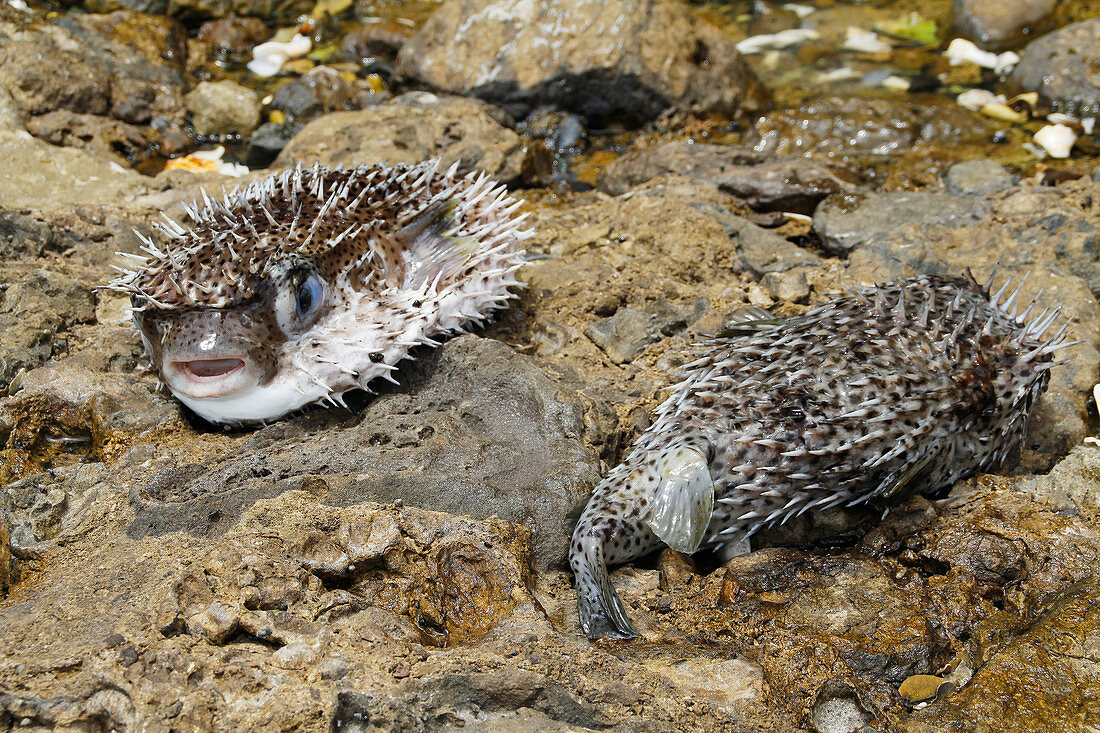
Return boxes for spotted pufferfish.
[570,272,1073,639]
[107,161,529,425]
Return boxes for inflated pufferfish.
[570,273,1072,639]
[107,161,529,425]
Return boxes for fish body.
[107,161,529,425]
[570,273,1069,639]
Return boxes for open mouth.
[175,357,246,380]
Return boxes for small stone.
[944,159,1017,196]
[898,674,952,703]
[762,269,810,302]
[319,658,352,680]
[952,0,1057,46]
[185,80,261,137]
[186,601,239,645]
[195,17,270,55]
[246,121,303,168]
[657,549,696,590]
[270,66,356,122]
[585,299,705,364]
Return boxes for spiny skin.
[570,273,1071,639]
[106,161,529,425]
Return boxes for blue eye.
[296,274,324,318]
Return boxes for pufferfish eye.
[296,273,324,318]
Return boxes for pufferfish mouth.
[161,354,255,399]
[176,357,246,379]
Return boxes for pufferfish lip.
[162,355,253,399]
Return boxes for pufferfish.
[570,273,1073,639]
[107,161,529,425]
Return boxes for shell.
[570,273,1071,639]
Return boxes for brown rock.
[395,0,769,125]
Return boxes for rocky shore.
[3,0,1100,730]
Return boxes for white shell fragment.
[1033,124,1077,158]
[944,38,1019,74]
[881,75,910,91]
[736,28,819,54]
[247,33,312,77]
[842,27,892,54]
[782,3,815,19]
[956,89,998,111]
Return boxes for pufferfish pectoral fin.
[396,199,480,290]
[642,445,715,554]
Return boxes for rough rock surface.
[185,80,262,137]
[752,95,993,159]
[943,159,1017,196]
[394,0,769,125]
[275,93,534,183]
[597,142,854,214]
[1010,17,1100,113]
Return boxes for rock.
[166,0,311,24]
[813,192,991,256]
[340,18,414,77]
[811,684,872,733]
[597,142,854,214]
[128,336,601,569]
[270,66,356,122]
[394,0,769,126]
[753,95,993,159]
[690,200,822,275]
[0,44,111,117]
[275,93,531,183]
[951,0,1057,46]
[195,16,269,54]
[0,268,96,390]
[943,159,1017,196]
[185,80,261,137]
[1011,18,1100,114]
[762,268,810,302]
[1015,446,1100,511]
[0,514,8,595]
[0,84,21,132]
[0,131,149,209]
[245,120,303,168]
[584,298,706,364]
[24,111,154,168]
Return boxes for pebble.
[944,159,1017,195]
[185,80,261,137]
[1033,124,1077,158]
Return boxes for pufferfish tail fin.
[572,538,640,640]
[642,445,714,554]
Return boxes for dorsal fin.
[395,200,480,291]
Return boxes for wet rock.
[597,142,854,214]
[904,577,1100,732]
[340,18,414,77]
[245,120,302,168]
[166,0,311,24]
[128,336,602,569]
[811,683,872,733]
[943,159,1017,196]
[0,131,149,208]
[813,192,990,256]
[394,0,769,126]
[270,66,356,122]
[275,93,531,183]
[24,110,155,168]
[585,298,706,364]
[951,0,1057,47]
[195,16,269,55]
[185,80,261,137]
[0,44,111,117]
[1011,18,1100,114]
[753,95,993,159]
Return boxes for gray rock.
[127,335,603,569]
[0,131,149,209]
[24,111,154,169]
[944,159,1017,196]
[1011,18,1100,114]
[753,95,993,158]
[0,84,21,132]
[185,80,261,137]
[597,142,853,214]
[813,192,990,255]
[762,268,810,302]
[275,93,530,183]
[84,0,168,14]
[690,200,822,276]
[1016,446,1100,511]
[246,121,303,168]
[394,0,769,126]
[584,298,706,364]
[951,0,1057,46]
[270,66,357,123]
